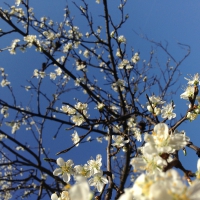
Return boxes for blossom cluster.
[1,106,9,118]
[180,73,200,121]
[52,154,108,199]
[0,68,10,87]
[5,121,21,134]
[116,53,140,69]
[51,176,92,200]
[119,165,200,200]
[147,95,176,120]
[0,154,15,200]
[51,73,200,199]
[131,123,189,174]
[51,123,200,200]
[112,116,142,143]
[61,102,89,126]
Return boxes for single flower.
[180,86,195,100]
[88,170,108,192]
[87,154,102,176]
[53,158,74,183]
[161,102,176,120]
[71,130,80,147]
[111,135,129,148]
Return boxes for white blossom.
[94,102,105,111]
[187,112,198,121]
[96,137,103,143]
[110,31,115,38]
[75,102,88,111]
[24,35,37,47]
[118,188,134,200]
[76,60,86,71]
[185,73,200,85]
[50,72,57,80]
[6,122,21,134]
[132,169,200,200]
[51,191,70,200]
[9,39,20,54]
[132,127,142,142]
[33,69,46,78]
[25,86,31,91]
[143,123,189,156]
[16,146,24,151]
[112,79,126,92]
[118,59,132,69]
[74,164,91,178]
[15,0,22,6]
[83,50,90,58]
[196,159,200,179]
[53,158,74,183]
[148,95,165,106]
[71,110,89,126]
[55,68,62,75]
[60,105,76,115]
[71,130,80,147]
[118,35,126,43]
[69,176,92,200]
[131,154,168,174]
[63,43,73,52]
[180,85,195,100]
[88,170,108,192]
[131,52,140,64]
[116,48,121,57]
[147,105,161,116]
[1,79,10,87]
[161,102,176,120]
[87,154,102,176]
[112,135,129,148]
[1,106,9,118]
[43,31,55,40]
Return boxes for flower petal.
[53,168,62,176]
[51,193,58,200]
[57,157,65,167]
[63,172,70,183]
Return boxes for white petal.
[124,139,129,144]
[144,133,154,143]
[197,159,200,171]
[88,177,95,186]
[96,154,102,162]
[101,176,108,184]
[131,157,146,172]
[53,168,62,176]
[187,180,200,198]
[69,177,91,200]
[51,193,58,200]
[63,172,70,183]
[149,182,171,200]
[154,123,169,139]
[66,159,74,166]
[143,143,157,155]
[96,181,104,192]
[118,188,133,200]
[112,135,116,140]
[57,157,65,167]
[132,174,145,197]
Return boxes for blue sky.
[1,0,200,198]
